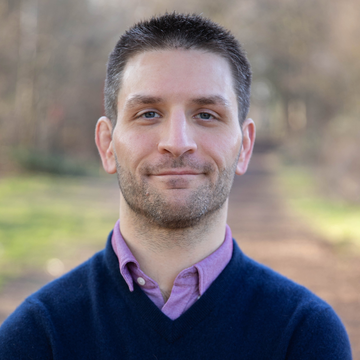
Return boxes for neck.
[118,195,228,300]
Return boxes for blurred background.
[1,0,360,192]
[0,0,360,356]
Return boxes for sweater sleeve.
[0,299,53,360]
[285,305,352,360]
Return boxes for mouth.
[153,170,202,176]
[147,169,205,189]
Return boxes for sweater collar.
[105,230,244,342]
[111,220,233,296]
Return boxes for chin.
[144,207,206,229]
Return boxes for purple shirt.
[111,220,233,320]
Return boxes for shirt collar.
[194,225,233,295]
[111,220,138,291]
[111,220,233,295]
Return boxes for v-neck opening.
[104,232,243,343]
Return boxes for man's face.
[107,49,252,228]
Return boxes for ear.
[235,118,256,176]
[95,116,117,174]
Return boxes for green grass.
[279,167,360,248]
[0,174,119,287]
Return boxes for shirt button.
[137,277,146,286]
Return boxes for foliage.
[0,174,118,287]
[0,0,359,199]
[13,149,99,176]
[279,166,360,249]
[319,115,360,203]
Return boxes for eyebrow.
[125,95,164,109]
[124,94,230,109]
[191,95,230,108]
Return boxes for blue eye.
[142,111,159,118]
[196,113,213,120]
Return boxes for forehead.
[118,49,237,106]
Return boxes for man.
[0,13,351,359]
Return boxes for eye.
[195,112,215,120]
[140,111,160,119]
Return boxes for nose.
[158,111,197,157]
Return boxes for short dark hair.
[105,13,252,127]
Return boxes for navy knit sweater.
[0,233,352,359]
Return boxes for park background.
[0,0,360,357]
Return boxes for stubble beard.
[115,155,238,230]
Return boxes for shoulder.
[0,248,107,326]
[0,237,121,358]
[34,250,107,306]
[227,241,352,358]
[20,230,120,313]
[230,240,331,311]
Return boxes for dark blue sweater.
[0,233,352,359]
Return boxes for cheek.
[201,132,242,168]
[113,129,158,169]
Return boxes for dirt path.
[228,153,360,359]
[1,152,359,358]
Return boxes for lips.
[142,159,214,177]
[153,170,202,176]
[149,170,203,189]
